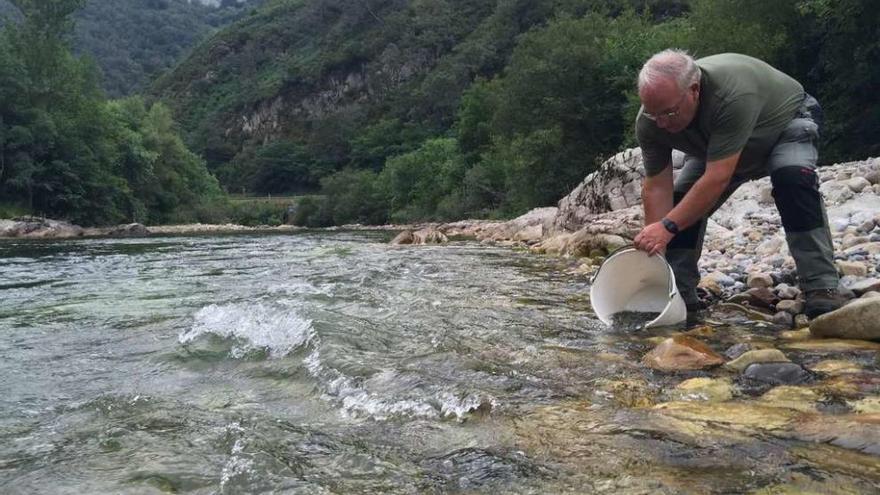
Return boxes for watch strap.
[661,217,679,234]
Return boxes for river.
[1,231,879,493]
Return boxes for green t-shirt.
[636,53,805,177]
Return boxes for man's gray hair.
[638,49,701,92]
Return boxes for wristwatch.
[661,217,679,235]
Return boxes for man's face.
[639,77,699,133]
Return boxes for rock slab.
[642,335,724,371]
[809,298,880,341]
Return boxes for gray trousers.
[666,95,839,305]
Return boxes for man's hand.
[634,221,675,256]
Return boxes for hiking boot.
[684,300,707,328]
[804,289,846,319]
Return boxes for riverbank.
[430,151,880,339]
[4,151,879,338]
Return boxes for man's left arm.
[634,151,740,255]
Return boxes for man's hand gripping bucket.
[589,246,687,328]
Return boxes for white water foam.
[304,350,495,421]
[219,422,254,492]
[179,302,313,358]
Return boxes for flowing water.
[1,231,879,494]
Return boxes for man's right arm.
[642,162,674,225]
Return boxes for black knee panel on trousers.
[771,166,824,232]
[668,191,702,249]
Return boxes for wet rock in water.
[780,328,811,340]
[609,311,661,331]
[106,222,150,237]
[390,228,449,245]
[815,373,880,399]
[723,343,752,360]
[715,302,774,322]
[742,362,812,385]
[758,385,820,413]
[669,377,734,402]
[390,230,415,245]
[783,339,880,352]
[593,377,657,408]
[809,359,863,375]
[413,227,449,244]
[809,297,880,341]
[642,335,724,371]
[423,447,542,490]
[789,414,880,456]
[772,311,794,328]
[848,396,880,414]
[652,400,796,430]
[724,349,790,372]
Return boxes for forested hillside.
[0,0,263,97]
[0,0,224,226]
[1,0,877,228]
[153,0,879,227]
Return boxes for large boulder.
[553,149,686,232]
[642,335,724,371]
[809,298,880,340]
[391,227,449,245]
[0,216,84,238]
[472,207,556,243]
[554,149,646,232]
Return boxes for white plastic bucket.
[589,247,687,328]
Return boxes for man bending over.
[632,49,844,319]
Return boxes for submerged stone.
[759,385,820,412]
[642,335,724,371]
[593,377,658,408]
[724,349,790,372]
[809,359,863,375]
[849,396,880,414]
[780,329,811,340]
[789,414,880,455]
[669,377,734,403]
[652,401,796,430]
[743,362,811,385]
[783,339,880,352]
[723,343,752,360]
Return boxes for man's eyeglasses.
[642,91,689,121]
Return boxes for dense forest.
[0,0,224,225]
[0,0,263,97]
[1,0,877,227]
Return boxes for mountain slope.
[151,0,608,191]
[0,0,264,97]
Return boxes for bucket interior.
[590,249,685,327]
